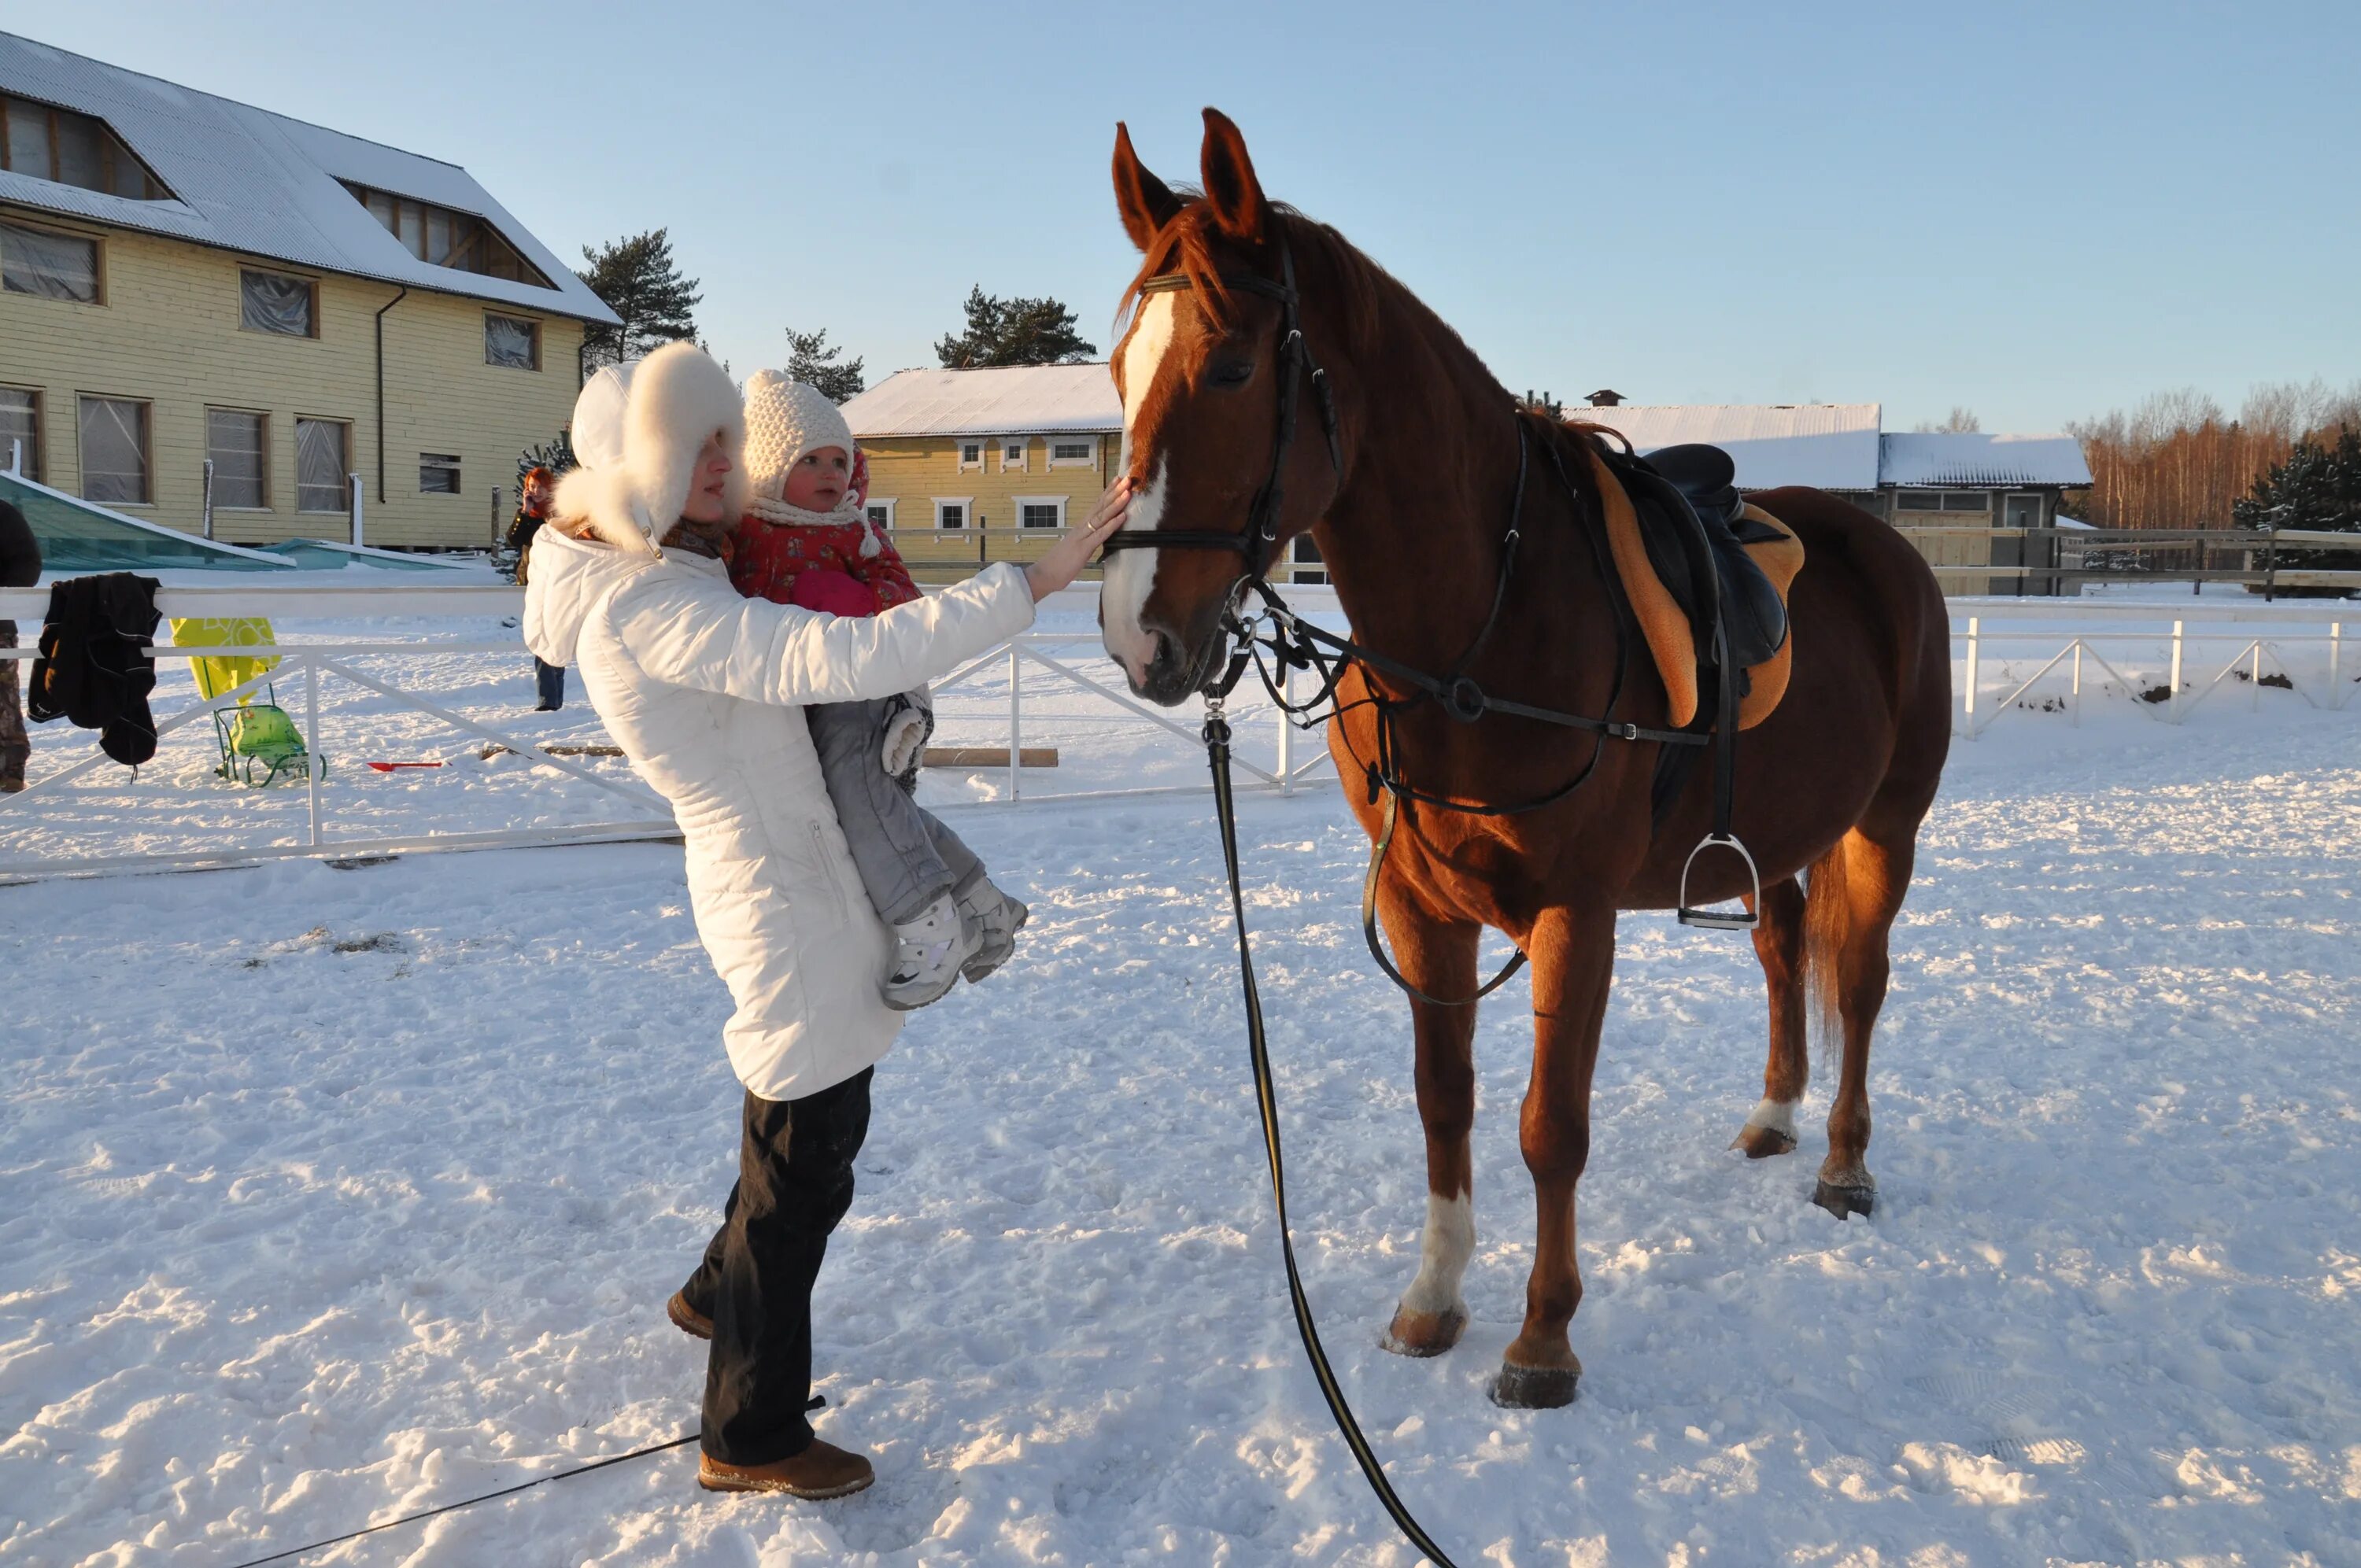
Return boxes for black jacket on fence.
[0,500,38,589]
[29,573,161,766]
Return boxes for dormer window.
[341,181,553,288]
[1,92,171,201]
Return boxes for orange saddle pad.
[1583,446,1804,731]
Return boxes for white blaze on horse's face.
[1102,290,1180,685]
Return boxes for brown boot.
[667,1290,712,1341]
[698,1439,874,1499]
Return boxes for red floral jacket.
[728,512,920,614]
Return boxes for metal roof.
[844,365,1121,439]
[1565,404,1885,490]
[1877,433,2091,489]
[0,31,619,326]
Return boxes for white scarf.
[744,495,884,558]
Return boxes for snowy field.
[5,612,2361,1564]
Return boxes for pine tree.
[934,286,1096,368]
[784,326,867,403]
[577,230,704,374]
[517,430,577,482]
[2232,423,2361,586]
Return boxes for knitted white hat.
[742,371,856,504]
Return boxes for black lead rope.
[1203,702,1462,1568]
[220,1431,701,1568]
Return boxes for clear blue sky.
[29,1,2360,432]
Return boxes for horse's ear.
[1112,122,1181,253]
[1199,107,1269,242]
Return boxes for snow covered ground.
[5,622,2360,1565]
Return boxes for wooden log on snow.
[922,747,1061,769]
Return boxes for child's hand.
[1025,478,1135,602]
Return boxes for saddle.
[1583,441,1803,732]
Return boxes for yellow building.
[843,365,1124,583]
[0,31,618,550]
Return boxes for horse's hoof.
[1489,1357,1581,1409]
[1731,1124,1798,1160]
[1380,1306,1467,1358]
[1812,1179,1876,1219]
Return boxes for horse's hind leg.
[1810,823,1916,1219]
[1732,876,1809,1158]
[1378,898,1481,1359]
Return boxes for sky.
[21,0,2361,433]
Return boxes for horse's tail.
[1801,832,1853,1065]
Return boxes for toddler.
[731,372,1025,1009]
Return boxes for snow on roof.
[1566,404,1884,491]
[844,366,1122,439]
[0,31,619,326]
[1878,433,2092,489]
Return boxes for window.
[77,397,149,505]
[1048,437,1097,468]
[240,270,316,337]
[1002,439,1028,471]
[933,498,971,529]
[1895,490,1942,512]
[1015,496,1066,530]
[205,409,268,509]
[419,452,462,495]
[0,218,99,303]
[295,418,350,512]
[485,313,540,371]
[1942,491,1990,511]
[0,93,168,201]
[341,182,553,286]
[1290,533,1327,584]
[864,498,897,529]
[0,386,39,482]
[957,441,984,472]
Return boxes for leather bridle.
[1099,237,1344,587]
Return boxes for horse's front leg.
[1493,901,1615,1409]
[1374,886,1482,1359]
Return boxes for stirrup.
[1676,833,1760,931]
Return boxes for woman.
[502,466,567,710]
[523,344,1128,1499]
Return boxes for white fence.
[1949,596,2354,740]
[3,585,2353,880]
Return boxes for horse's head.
[1100,109,1345,705]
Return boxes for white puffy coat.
[525,523,1037,1099]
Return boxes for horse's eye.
[1208,357,1255,388]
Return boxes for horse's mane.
[1116,198,1386,354]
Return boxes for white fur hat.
[742,371,856,504]
[555,343,748,556]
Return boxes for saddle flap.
[1583,444,1801,732]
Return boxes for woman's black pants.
[679,1068,873,1466]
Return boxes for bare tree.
[2067,379,2361,529]
[1912,407,1983,434]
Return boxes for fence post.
[490,484,503,547]
[2169,620,2185,724]
[2333,622,2344,711]
[1007,644,1022,803]
[201,459,216,541]
[1276,661,1294,795]
[305,655,324,847]
[2071,639,2083,729]
[1962,616,1979,736]
[2250,640,2263,711]
[349,474,366,548]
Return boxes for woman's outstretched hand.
[1026,477,1136,602]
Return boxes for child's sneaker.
[958,878,1029,983]
[884,892,978,1011]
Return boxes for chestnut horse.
[1099,111,1952,1409]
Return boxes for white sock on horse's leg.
[1399,1191,1475,1318]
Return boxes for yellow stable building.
[0,31,618,550]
